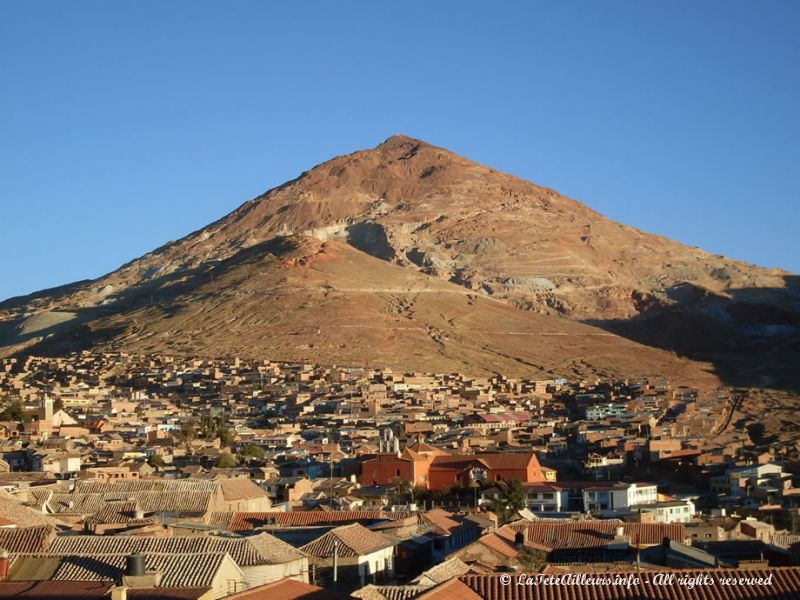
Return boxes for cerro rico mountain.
[1,136,797,389]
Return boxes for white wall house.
[583,483,657,512]
[300,523,394,588]
[523,483,569,513]
[355,545,394,587]
[585,403,630,421]
[654,499,695,523]
[32,452,81,476]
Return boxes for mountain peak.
[1,136,793,390]
[376,134,428,150]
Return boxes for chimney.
[514,531,525,548]
[122,553,162,589]
[126,553,145,577]
[609,526,631,551]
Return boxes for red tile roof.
[0,581,113,599]
[406,442,450,456]
[215,510,412,531]
[127,589,212,600]
[219,478,269,501]
[224,578,346,599]
[0,580,211,600]
[431,453,536,471]
[420,509,462,535]
[472,522,686,558]
[474,454,535,470]
[506,521,686,549]
[300,523,392,558]
[417,578,483,600]
[480,413,531,423]
[47,532,304,566]
[0,526,54,554]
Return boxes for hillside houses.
[0,352,798,596]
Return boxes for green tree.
[168,392,183,408]
[412,485,431,506]
[199,415,218,439]
[491,479,528,524]
[238,445,264,460]
[389,480,414,504]
[217,452,238,468]
[176,421,195,444]
[53,398,65,412]
[0,401,31,423]
[147,454,165,468]
[506,479,528,513]
[218,425,235,448]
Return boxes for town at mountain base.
[0,136,798,599]
[0,354,799,598]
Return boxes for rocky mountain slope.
[1,135,797,387]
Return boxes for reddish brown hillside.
[0,136,797,389]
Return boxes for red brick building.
[361,442,547,491]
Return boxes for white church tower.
[38,395,53,423]
[378,427,400,455]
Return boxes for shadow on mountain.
[585,275,800,392]
[2,236,309,358]
[0,279,92,311]
[346,221,396,261]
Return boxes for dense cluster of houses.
[0,351,797,598]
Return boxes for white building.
[523,483,569,513]
[300,523,394,587]
[709,463,785,498]
[585,403,630,421]
[583,482,658,512]
[31,451,81,477]
[639,499,696,523]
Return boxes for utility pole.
[333,539,339,590]
[329,443,333,500]
[637,508,642,571]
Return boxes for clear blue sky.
[1,1,798,301]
